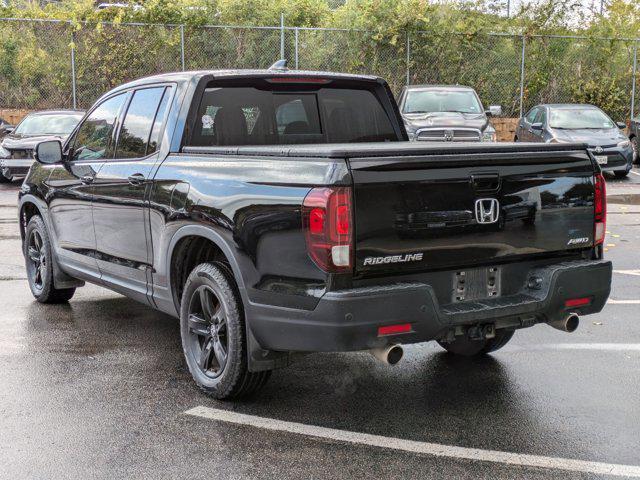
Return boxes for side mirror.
[34,140,63,165]
[2,126,14,134]
[531,122,543,131]
[486,105,503,117]
[616,121,627,130]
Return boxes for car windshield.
[403,89,483,114]
[549,108,615,129]
[14,113,83,136]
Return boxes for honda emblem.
[475,198,500,224]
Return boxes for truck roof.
[111,69,383,93]
[183,141,589,159]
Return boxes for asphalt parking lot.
[1,170,639,480]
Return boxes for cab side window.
[147,88,172,154]
[72,93,126,161]
[116,87,168,159]
[534,108,546,126]
[525,107,538,123]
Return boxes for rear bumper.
[247,259,612,352]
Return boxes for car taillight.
[302,187,352,273]
[594,173,606,245]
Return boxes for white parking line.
[185,406,640,478]
[629,170,640,176]
[513,343,640,352]
[614,270,640,276]
[607,299,640,304]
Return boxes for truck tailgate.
[349,147,596,276]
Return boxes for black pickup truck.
[19,68,611,399]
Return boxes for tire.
[24,215,76,303]
[437,329,515,357]
[631,136,638,165]
[614,170,629,178]
[180,262,271,399]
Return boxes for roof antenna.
[269,59,288,71]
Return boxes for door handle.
[128,173,146,185]
[80,175,94,185]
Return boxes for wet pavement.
[1,169,639,479]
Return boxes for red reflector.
[378,323,412,336]
[565,297,591,308]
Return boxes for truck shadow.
[20,294,578,460]
[245,347,555,456]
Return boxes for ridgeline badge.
[363,253,424,266]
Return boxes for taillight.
[302,187,352,273]
[594,173,606,245]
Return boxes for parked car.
[0,117,14,139]
[0,110,84,182]
[19,69,611,399]
[629,116,639,164]
[515,104,634,178]
[397,85,501,142]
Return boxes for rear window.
[189,85,397,146]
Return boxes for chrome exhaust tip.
[548,313,580,333]
[369,344,404,365]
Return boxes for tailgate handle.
[470,174,501,192]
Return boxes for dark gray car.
[0,117,14,139]
[398,85,501,142]
[0,110,84,182]
[515,104,634,178]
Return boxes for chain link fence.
[409,33,524,117]
[0,17,639,121]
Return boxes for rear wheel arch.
[166,225,281,374]
[167,225,249,313]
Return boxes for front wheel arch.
[19,200,43,241]
[19,197,84,290]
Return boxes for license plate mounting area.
[453,267,501,303]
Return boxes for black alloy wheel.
[23,215,76,303]
[186,285,229,379]
[26,229,46,292]
[180,262,271,399]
